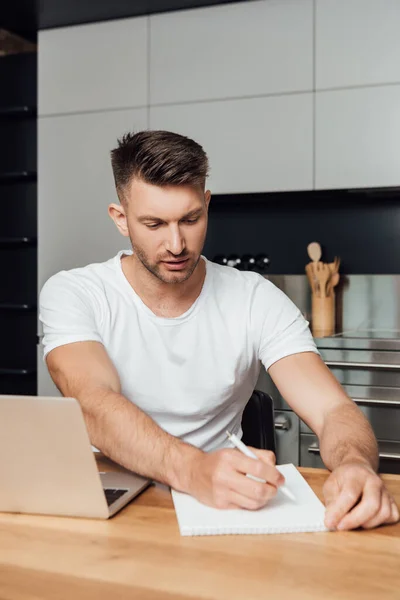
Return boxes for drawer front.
[274,410,299,466]
[330,367,400,388]
[319,348,400,369]
[300,433,325,469]
[300,433,400,475]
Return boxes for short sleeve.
[257,281,319,371]
[39,271,103,360]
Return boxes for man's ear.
[108,203,130,237]
[204,189,211,209]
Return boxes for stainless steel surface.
[274,411,299,467]
[325,360,400,370]
[274,414,291,431]
[315,329,400,351]
[265,275,400,333]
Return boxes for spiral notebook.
[172,463,329,536]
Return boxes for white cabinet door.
[38,108,147,290]
[316,0,400,89]
[315,85,400,189]
[150,0,313,105]
[150,94,313,194]
[39,17,148,116]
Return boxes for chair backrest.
[241,389,276,453]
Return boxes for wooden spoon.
[307,242,322,263]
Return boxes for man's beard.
[131,241,201,284]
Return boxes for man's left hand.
[323,462,399,531]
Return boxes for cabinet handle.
[307,444,400,462]
[352,397,400,408]
[274,415,290,431]
[326,361,400,370]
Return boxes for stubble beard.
[131,242,201,284]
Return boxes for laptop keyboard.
[104,488,128,507]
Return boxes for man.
[40,130,399,531]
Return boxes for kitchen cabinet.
[38,107,147,288]
[150,93,313,194]
[150,0,313,105]
[39,17,148,116]
[315,85,400,189]
[316,0,400,90]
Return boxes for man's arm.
[47,341,199,488]
[268,351,378,471]
[46,341,283,509]
[269,352,399,530]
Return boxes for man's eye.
[184,218,199,224]
[146,223,161,229]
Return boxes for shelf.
[0,303,36,311]
[0,171,37,183]
[0,106,36,118]
[0,368,36,376]
[0,237,37,248]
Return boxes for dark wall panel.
[204,191,400,275]
[39,0,240,29]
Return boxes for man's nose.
[165,225,186,256]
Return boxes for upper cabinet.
[150,94,313,194]
[315,85,400,189]
[316,0,400,89]
[39,17,148,116]
[150,0,313,105]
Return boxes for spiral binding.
[182,522,327,536]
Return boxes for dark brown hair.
[110,130,209,201]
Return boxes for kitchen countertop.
[0,461,399,600]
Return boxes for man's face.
[124,178,211,284]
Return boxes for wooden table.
[0,459,399,600]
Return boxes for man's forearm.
[82,387,202,490]
[319,401,379,472]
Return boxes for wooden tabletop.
[0,459,399,600]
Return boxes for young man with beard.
[40,130,399,531]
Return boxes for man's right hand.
[185,447,284,510]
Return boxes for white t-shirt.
[39,251,318,452]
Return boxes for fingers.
[324,483,362,529]
[325,477,399,531]
[227,470,278,508]
[334,480,382,530]
[233,450,284,488]
[250,448,277,466]
[362,492,400,530]
[228,490,275,511]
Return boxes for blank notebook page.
[172,464,329,536]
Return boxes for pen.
[226,430,296,502]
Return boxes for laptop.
[0,395,151,519]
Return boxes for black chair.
[241,389,276,453]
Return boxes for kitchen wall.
[39,0,400,284]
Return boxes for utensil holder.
[311,293,335,337]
